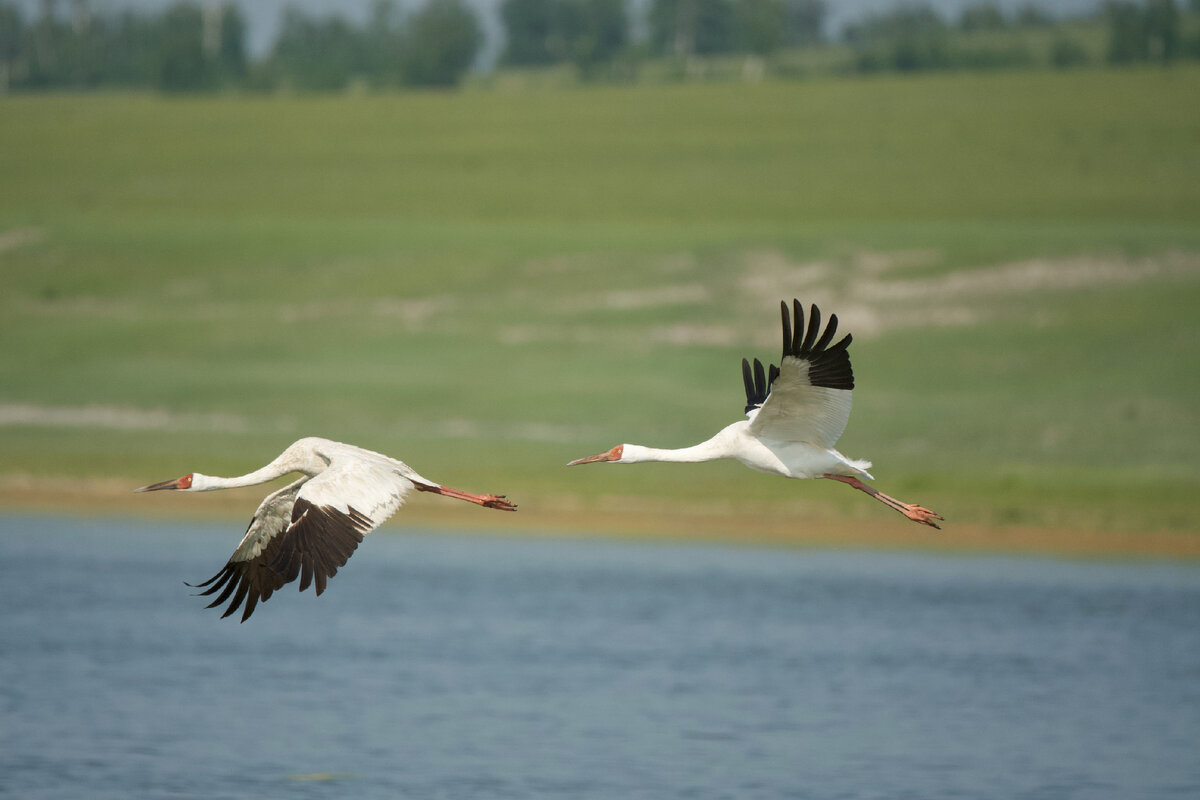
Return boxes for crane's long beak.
[567,445,623,466]
[134,477,185,493]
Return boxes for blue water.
[2,514,1198,799]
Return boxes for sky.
[15,0,1110,68]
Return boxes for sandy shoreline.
[2,475,1197,561]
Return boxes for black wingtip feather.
[299,558,314,593]
[807,304,824,352]
[813,313,838,352]
[240,592,259,623]
[791,299,804,353]
[205,573,240,609]
[780,301,791,356]
[743,356,778,413]
[220,580,250,619]
[188,566,234,596]
[777,298,855,391]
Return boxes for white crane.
[568,299,942,529]
[135,437,517,621]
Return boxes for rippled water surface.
[2,514,1198,799]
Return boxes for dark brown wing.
[265,499,371,598]
[187,480,303,622]
[188,530,290,622]
[189,495,371,623]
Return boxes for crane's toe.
[483,495,518,511]
[904,505,943,530]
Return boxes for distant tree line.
[497,0,827,67]
[842,0,1200,74]
[1,0,1199,93]
[0,0,480,92]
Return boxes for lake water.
[2,514,1198,799]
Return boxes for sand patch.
[552,283,711,313]
[0,403,252,433]
[648,323,739,347]
[858,252,1200,303]
[0,227,45,254]
[739,248,1199,339]
[277,295,455,328]
[521,253,596,276]
[22,295,143,320]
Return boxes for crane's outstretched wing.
[266,448,412,600]
[746,299,855,449]
[188,479,305,623]
[189,446,415,622]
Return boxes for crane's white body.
[137,436,515,621]
[617,418,873,481]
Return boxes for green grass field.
[2,67,1198,540]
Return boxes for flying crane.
[136,437,517,621]
[568,299,943,529]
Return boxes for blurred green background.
[1,66,1198,539]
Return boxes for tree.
[158,2,213,91]
[844,5,950,73]
[738,0,786,55]
[784,0,825,46]
[569,0,626,75]
[0,2,21,91]
[650,0,737,56]
[1144,0,1180,62]
[959,2,1006,31]
[1106,0,1180,64]
[215,3,247,83]
[500,0,626,76]
[25,0,72,87]
[361,0,405,86]
[1050,36,1090,68]
[1013,5,1052,27]
[399,0,482,87]
[1106,1,1147,63]
[270,8,366,91]
[500,0,557,65]
[103,11,161,88]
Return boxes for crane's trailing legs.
[823,474,943,529]
[414,482,517,511]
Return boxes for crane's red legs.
[823,474,943,529]
[415,483,517,511]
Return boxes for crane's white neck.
[188,462,296,491]
[619,440,727,464]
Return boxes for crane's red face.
[134,474,193,492]
[567,445,623,466]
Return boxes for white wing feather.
[229,478,305,563]
[748,356,853,449]
[299,442,426,529]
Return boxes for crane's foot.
[417,483,518,511]
[481,495,518,511]
[902,504,943,530]
[823,474,942,530]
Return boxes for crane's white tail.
[842,456,874,481]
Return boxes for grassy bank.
[2,67,1198,547]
